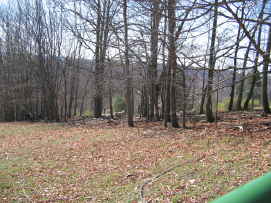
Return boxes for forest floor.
[1,111,271,203]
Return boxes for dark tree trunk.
[228,5,244,111]
[63,70,68,120]
[182,69,187,128]
[68,71,75,118]
[161,9,168,123]
[199,87,207,114]
[148,0,161,121]
[109,87,113,119]
[236,40,253,110]
[168,0,179,128]
[109,68,114,119]
[243,0,266,110]
[80,72,91,116]
[262,25,271,113]
[235,69,246,111]
[155,84,160,120]
[123,0,134,127]
[244,29,263,110]
[73,64,80,116]
[141,86,148,118]
[94,0,103,118]
[206,0,218,123]
[93,0,111,118]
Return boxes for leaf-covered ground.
[1,112,271,202]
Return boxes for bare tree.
[206,0,218,122]
[148,0,162,121]
[228,4,244,111]
[123,0,134,127]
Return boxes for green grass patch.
[217,98,262,112]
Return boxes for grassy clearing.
[217,98,262,112]
[0,115,271,202]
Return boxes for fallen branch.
[139,154,206,202]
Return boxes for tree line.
[0,0,270,127]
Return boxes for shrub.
[113,96,126,112]
[82,110,93,117]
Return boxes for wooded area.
[0,0,271,127]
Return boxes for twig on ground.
[139,154,206,203]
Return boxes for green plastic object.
[210,172,271,203]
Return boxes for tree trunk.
[168,0,179,128]
[73,60,80,116]
[235,69,246,111]
[262,25,271,113]
[161,9,168,124]
[244,0,267,110]
[182,69,187,128]
[244,30,263,110]
[228,5,244,112]
[93,0,111,118]
[123,0,134,127]
[199,87,207,114]
[68,70,75,118]
[206,0,218,123]
[141,85,148,118]
[94,0,103,118]
[243,0,266,110]
[109,68,114,119]
[148,0,161,121]
[80,72,91,116]
[63,69,68,120]
[236,40,253,110]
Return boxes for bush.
[113,96,126,112]
[82,110,93,117]
[217,98,231,112]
